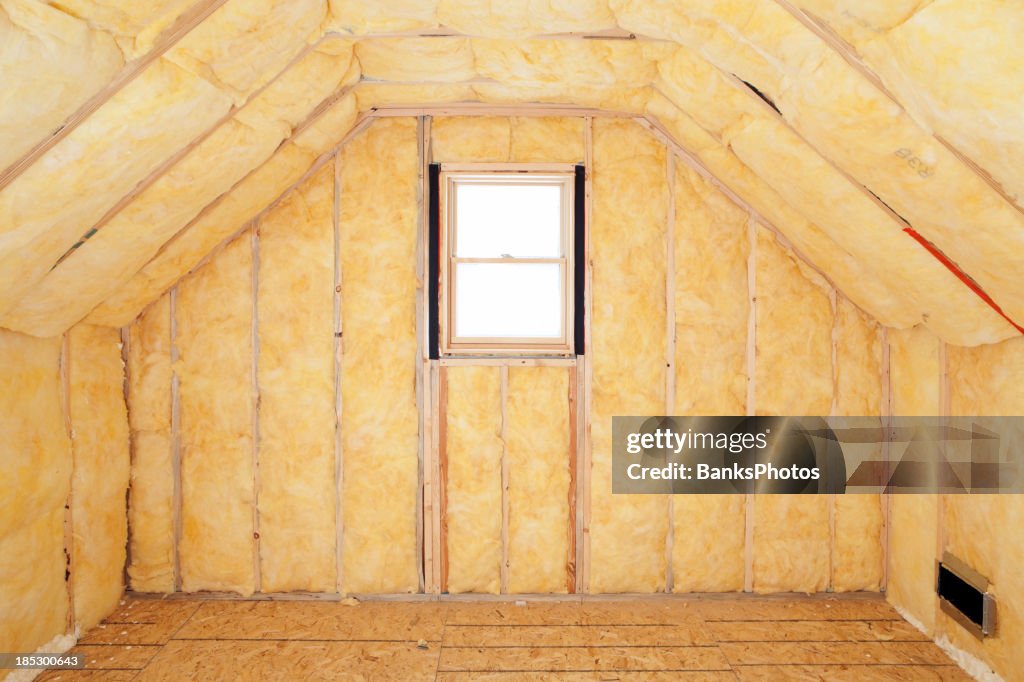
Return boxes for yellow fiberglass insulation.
[506,367,572,594]
[431,116,585,164]
[886,325,942,635]
[944,337,1024,678]
[0,58,234,320]
[256,164,337,593]
[0,0,123,172]
[176,234,255,595]
[0,329,69,653]
[670,163,748,593]
[831,298,884,593]
[68,324,130,632]
[753,229,833,594]
[5,42,356,339]
[338,118,419,594]
[86,92,358,330]
[126,294,175,593]
[445,366,503,594]
[588,118,669,593]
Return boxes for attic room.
[1,0,1022,680]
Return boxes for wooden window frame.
[439,163,577,357]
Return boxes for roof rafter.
[0,0,231,193]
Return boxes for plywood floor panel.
[38,595,965,680]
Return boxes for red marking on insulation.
[903,227,1024,335]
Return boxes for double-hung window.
[437,164,578,356]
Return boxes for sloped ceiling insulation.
[0,0,1022,347]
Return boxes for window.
[435,164,579,356]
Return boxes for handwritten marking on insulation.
[895,148,935,179]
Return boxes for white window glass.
[454,183,562,258]
[454,263,562,338]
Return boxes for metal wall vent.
[937,552,996,638]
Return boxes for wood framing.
[333,152,344,595]
[415,116,429,595]
[169,286,183,593]
[744,216,757,594]
[438,367,449,593]
[437,165,576,356]
[59,332,75,631]
[499,366,510,594]
[567,365,578,594]
[250,226,262,593]
[665,151,676,594]
[580,116,594,594]
[880,328,892,592]
[0,0,231,192]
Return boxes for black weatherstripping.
[428,163,441,359]
[574,165,586,356]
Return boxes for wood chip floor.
[38,595,970,681]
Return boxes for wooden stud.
[169,287,183,593]
[935,340,950,634]
[880,328,892,592]
[828,288,839,593]
[581,116,595,594]
[500,366,510,594]
[250,225,262,593]
[665,152,677,594]
[120,325,134,590]
[744,216,758,594]
[771,0,1024,219]
[567,365,578,594]
[0,0,231,192]
[431,363,443,594]
[333,152,345,595]
[439,367,450,593]
[415,116,427,595]
[59,332,75,633]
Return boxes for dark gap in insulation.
[52,227,98,270]
[737,78,782,116]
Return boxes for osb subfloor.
[38,595,970,681]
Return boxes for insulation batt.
[432,116,584,163]
[256,164,337,592]
[87,93,359,328]
[68,324,130,632]
[0,0,123,171]
[506,367,572,594]
[753,230,832,594]
[127,295,175,593]
[2,41,356,338]
[0,58,234,319]
[176,234,256,595]
[645,92,917,332]
[670,163,748,592]
[0,329,69,654]
[338,118,419,594]
[445,366,503,594]
[588,119,668,593]
[831,298,884,592]
[886,325,941,635]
